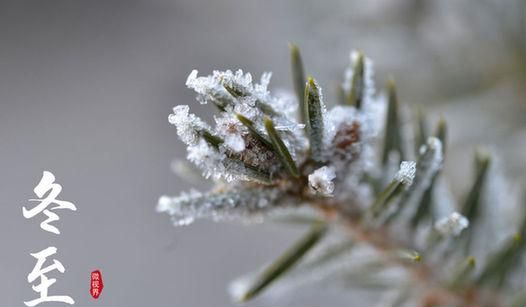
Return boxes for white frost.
[157,190,203,226]
[324,105,357,154]
[224,134,245,152]
[157,187,284,226]
[308,166,336,196]
[394,161,416,187]
[168,105,210,146]
[228,274,254,302]
[434,212,469,237]
[342,51,375,101]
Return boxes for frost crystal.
[394,161,416,187]
[434,212,469,237]
[228,274,254,302]
[225,134,245,152]
[419,137,443,162]
[185,69,275,109]
[342,51,375,100]
[397,137,443,215]
[342,50,383,138]
[168,105,210,146]
[157,190,202,226]
[186,140,226,180]
[324,105,357,156]
[412,137,443,190]
[308,166,336,196]
[157,187,284,226]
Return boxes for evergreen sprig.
[159,45,525,307]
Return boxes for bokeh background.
[1,1,525,306]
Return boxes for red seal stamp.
[90,270,104,299]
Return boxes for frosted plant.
[158,45,526,307]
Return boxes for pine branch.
[160,46,524,307]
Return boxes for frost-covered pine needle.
[394,161,416,187]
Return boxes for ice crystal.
[394,161,416,187]
[434,212,469,237]
[413,137,443,191]
[168,105,210,145]
[224,134,245,152]
[399,137,444,213]
[343,50,385,139]
[157,187,284,226]
[186,69,251,107]
[308,166,336,196]
[342,51,375,102]
[324,105,358,160]
[228,274,254,302]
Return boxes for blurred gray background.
[1,0,525,306]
